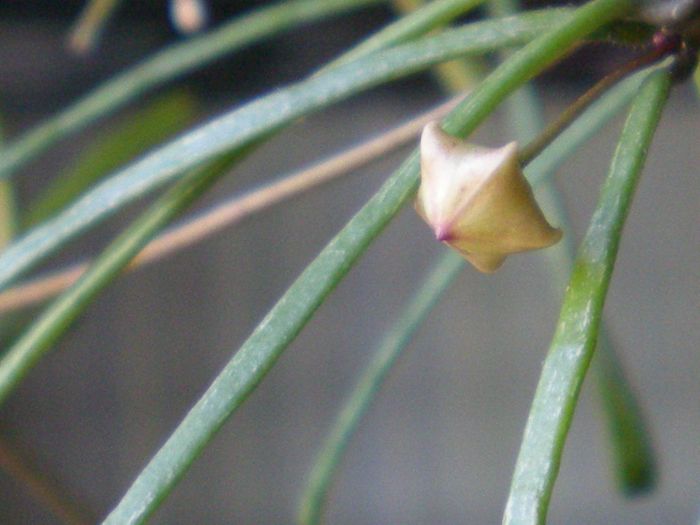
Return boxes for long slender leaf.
[0,153,241,405]
[328,0,486,68]
[298,251,465,525]
[0,98,460,314]
[532,73,657,493]
[537,176,658,495]
[390,0,482,92]
[0,10,567,292]
[503,68,671,525]
[492,0,655,496]
[296,51,655,525]
[23,91,198,229]
[593,328,656,493]
[101,1,635,522]
[0,0,489,411]
[0,0,384,180]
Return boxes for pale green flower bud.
[415,122,562,273]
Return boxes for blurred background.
[0,1,698,524]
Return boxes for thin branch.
[518,40,673,164]
[0,97,460,315]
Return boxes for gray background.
[0,2,699,524]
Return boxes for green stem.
[101,1,634,523]
[503,69,671,525]
[0,0,383,180]
[0,10,566,293]
[0,153,242,406]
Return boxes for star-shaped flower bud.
[415,121,562,273]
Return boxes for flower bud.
[415,122,562,273]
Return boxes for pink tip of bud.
[434,225,453,242]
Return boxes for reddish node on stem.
[652,31,682,56]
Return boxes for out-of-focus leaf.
[23,91,198,229]
[0,0,385,180]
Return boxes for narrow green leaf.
[0,1,558,412]
[390,0,483,92]
[0,0,384,180]
[504,69,671,525]
[0,152,242,406]
[101,1,634,523]
[23,91,198,229]
[492,0,656,496]
[594,329,656,494]
[531,72,658,494]
[296,1,482,520]
[298,251,465,525]
[536,183,658,495]
[328,0,487,68]
[0,10,564,292]
[0,0,484,407]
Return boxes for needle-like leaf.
[504,68,671,525]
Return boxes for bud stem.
[518,36,677,165]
